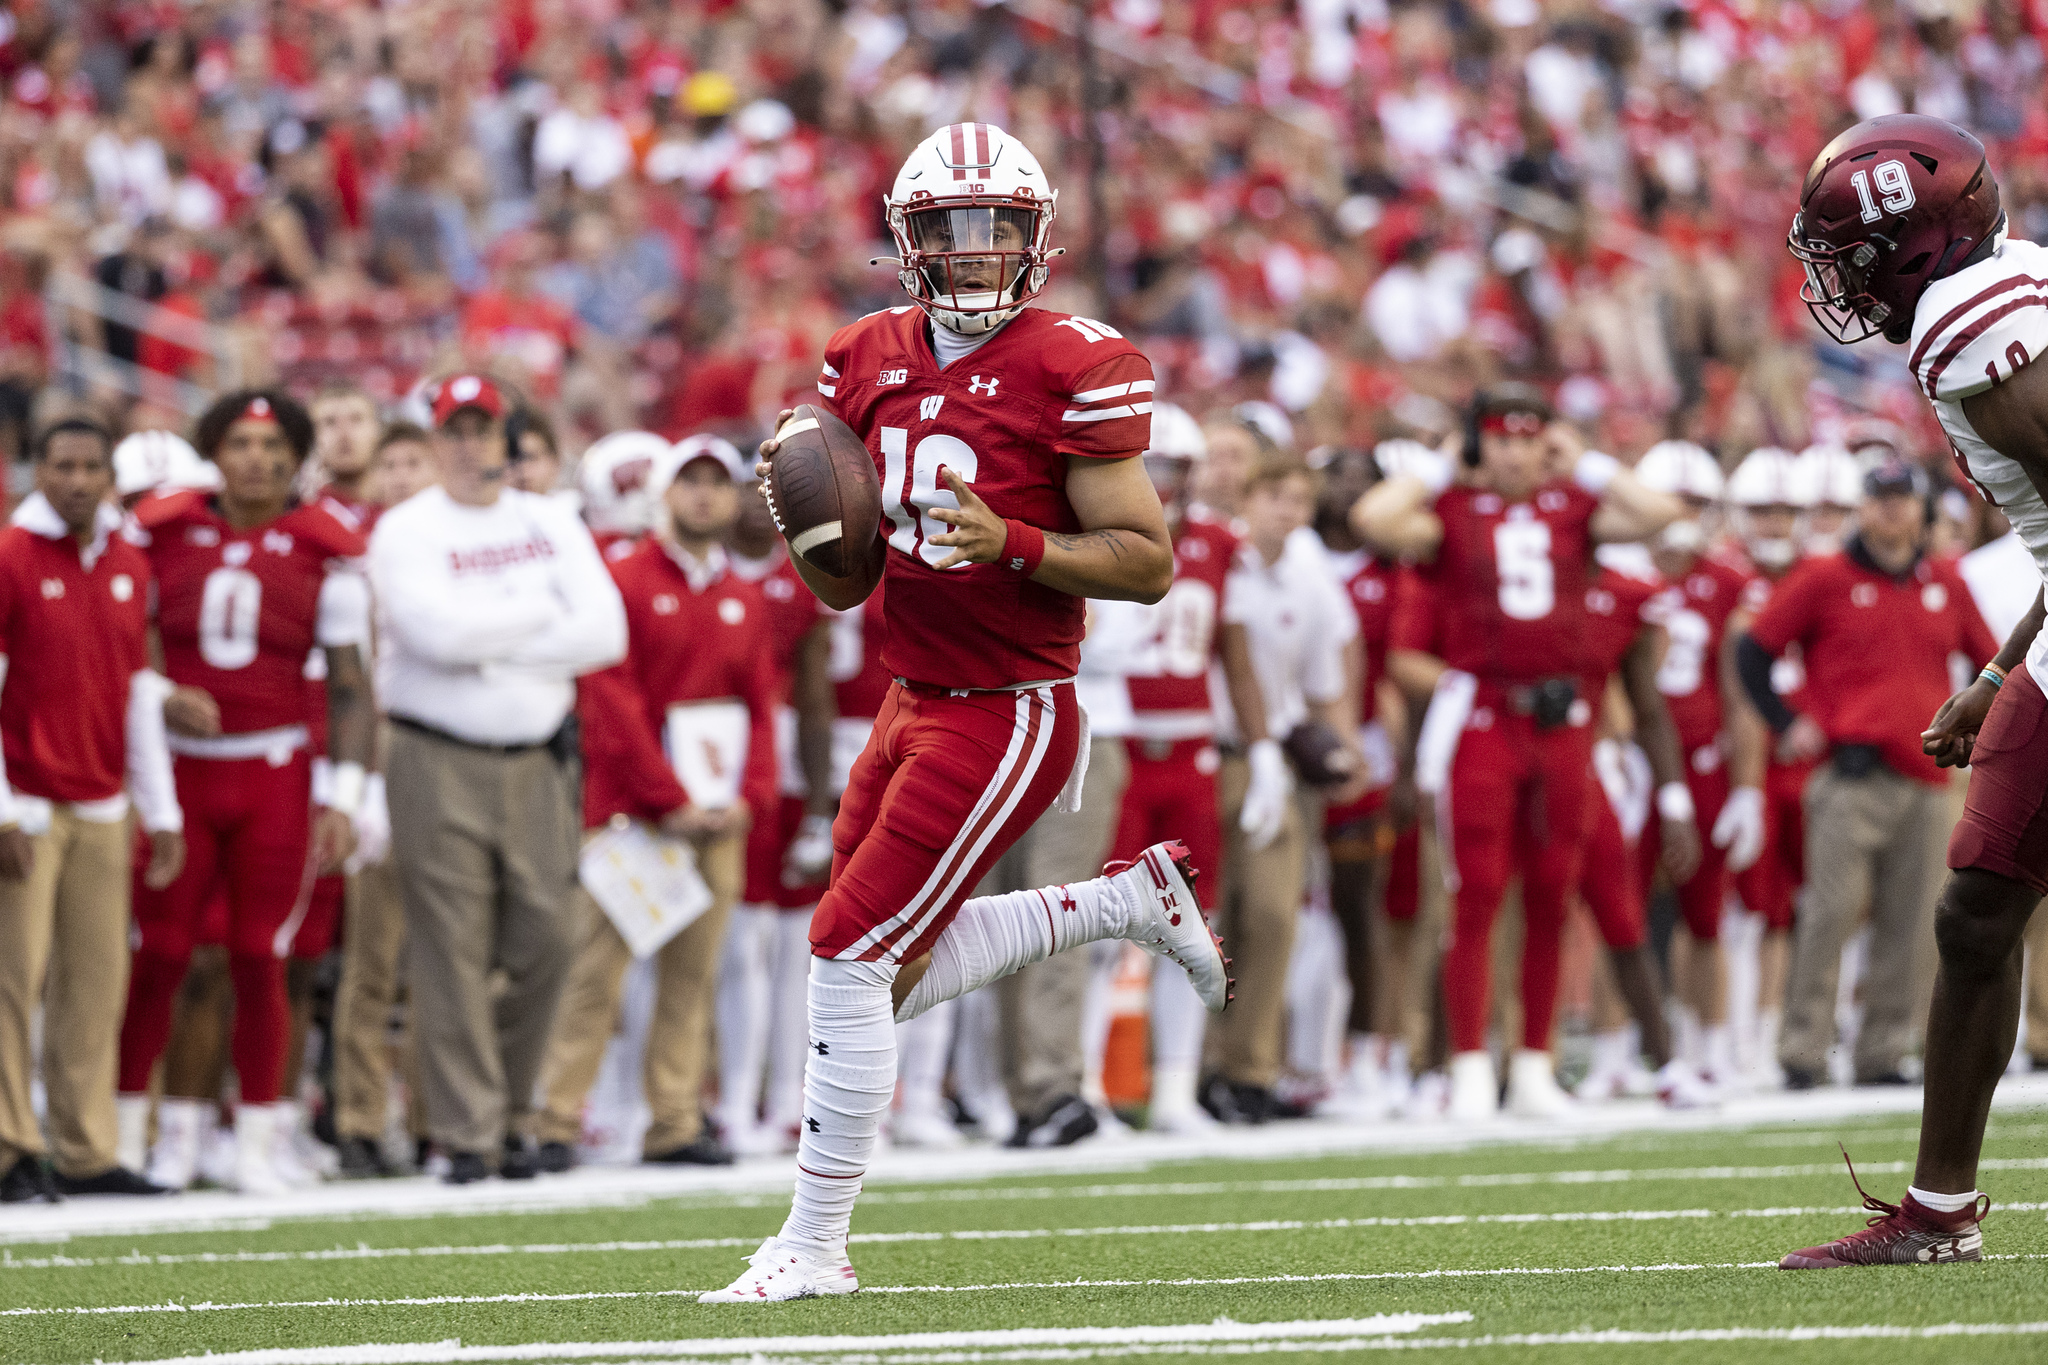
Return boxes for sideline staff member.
[369,375,625,1183]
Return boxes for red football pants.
[1734,757,1812,932]
[812,681,1081,965]
[1440,711,1594,1054]
[1637,745,1732,941]
[1579,771,1645,951]
[119,750,315,1104]
[1111,738,1224,886]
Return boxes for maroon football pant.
[119,751,315,1104]
[812,681,1081,965]
[1949,659,2048,894]
[1440,711,1594,1054]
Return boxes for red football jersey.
[1422,482,1599,685]
[1333,549,1400,722]
[1122,516,1238,738]
[827,575,892,722]
[732,549,825,700]
[1654,556,1752,750]
[1580,566,1664,694]
[138,490,369,735]
[818,306,1154,689]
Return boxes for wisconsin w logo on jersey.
[919,395,945,422]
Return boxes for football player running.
[1780,113,2046,1267]
[703,123,1230,1303]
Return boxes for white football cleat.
[145,1098,207,1191]
[1656,1059,1719,1110]
[1107,842,1231,1013]
[1505,1049,1574,1119]
[232,1105,292,1197]
[698,1236,860,1303]
[1447,1051,1498,1123]
[890,1099,965,1149]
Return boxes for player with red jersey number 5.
[1773,114,2048,1269]
[702,123,1232,1304]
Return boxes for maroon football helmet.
[1787,115,2004,345]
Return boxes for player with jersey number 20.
[701,122,1231,1303]
[1776,114,2048,1268]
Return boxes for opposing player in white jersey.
[1782,112,2047,1267]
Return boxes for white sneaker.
[1323,1045,1390,1121]
[267,1102,323,1188]
[1505,1049,1573,1119]
[891,1101,965,1149]
[197,1117,237,1188]
[1656,1059,1718,1110]
[1403,1069,1448,1121]
[145,1098,207,1191]
[1108,842,1231,1012]
[1147,1064,1217,1134]
[698,1236,860,1303]
[1447,1050,1498,1123]
[233,1105,292,1196]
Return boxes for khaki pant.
[1209,753,1308,1088]
[330,857,420,1142]
[1780,764,1945,1080]
[534,832,740,1152]
[2025,909,2048,1066]
[388,726,581,1159]
[977,736,1128,1117]
[0,811,131,1177]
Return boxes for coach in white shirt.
[368,374,626,1182]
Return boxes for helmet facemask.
[1788,214,1895,345]
[890,194,1055,336]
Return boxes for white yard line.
[42,1317,2048,1365]
[7,1202,2045,1273]
[9,1255,2046,1317]
[7,1078,2043,1243]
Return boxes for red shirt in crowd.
[0,506,152,803]
[1746,541,1999,785]
[580,540,777,827]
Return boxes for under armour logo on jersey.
[813,1040,830,1056]
[919,395,945,422]
[968,375,1000,397]
[39,578,63,600]
[806,1116,822,1133]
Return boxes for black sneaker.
[1007,1094,1099,1149]
[1783,1067,1821,1092]
[336,1136,391,1180]
[537,1141,576,1174]
[443,1151,490,1185]
[0,1156,61,1203]
[1856,1071,1915,1087]
[500,1135,538,1180]
[50,1166,169,1197]
[1198,1073,1250,1124]
[1232,1083,1308,1123]
[645,1131,735,1166]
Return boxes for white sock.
[894,875,1136,1023]
[714,905,775,1130]
[894,997,956,1116]
[764,911,816,1128]
[1702,1023,1736,1079]
[1150,954,1208,1070]
[1590,1027,1632,1077]
[1078,940,1123,1105]
[1907,1185,1980,1213]
[780,956,897,1253]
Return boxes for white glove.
[1711,785,1765,873]
[782,811,834,887]
[1238,737,1292,851]
[1374,439,1451,495]
[347,773,390,873]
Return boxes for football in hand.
[765,405,883,578]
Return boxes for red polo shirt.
[0,515,152,804]
[580,540,778,828]
[1747,542,1999,785]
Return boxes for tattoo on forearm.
[1045,529,1129,561]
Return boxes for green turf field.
[4,1110,2046,1365]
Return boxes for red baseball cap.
[431,374,506,427]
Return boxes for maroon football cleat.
[1780,1149,1988,1268]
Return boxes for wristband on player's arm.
[1001,519,1046,575]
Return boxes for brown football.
[764,404,883,579]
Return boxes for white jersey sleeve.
[1909,237,2048,403]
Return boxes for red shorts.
[745,793,822,909]
[295,875,346,959]
[1637,743,1732,941]
[1580,772,1645,951]
[1949,659,2048,895]
[132,750,317,962]
[1111,737,1223,889]
[1734,756,1812,931]
[812,681,1081,964]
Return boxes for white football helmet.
[113,429,219,498]
[884,122,1059,336]
[1145,402,1206,461]
[1728,446,1810,573]
[578,430,672,536]
[1633,440,1724,501]
[1795,443,1866,509]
